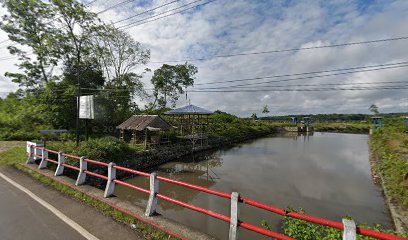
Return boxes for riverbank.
[369,118,408,233]
[313,122,369,134]
[43,118,278,187]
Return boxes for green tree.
[251,113,258,120]
[151,63,197,109]
[93,26,150,83]
[0,0,61,88]
[51,0,98,78]
[369,104,379,114]
[262,105,270,115]
[40,59,104,130]
[92,25,150,120]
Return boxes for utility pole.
[76,65,81,147]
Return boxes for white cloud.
[1,0,408,116]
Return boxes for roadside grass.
[0,143,26,165]
[0,142,178,240]
[14,164,178,240]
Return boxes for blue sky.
[1,0,407,116]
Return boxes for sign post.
[79,95,95,141]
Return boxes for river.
[114,132,392,239]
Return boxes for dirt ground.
[0,141,25,153]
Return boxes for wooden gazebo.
[117,115,172,148]
[164,104,213,150]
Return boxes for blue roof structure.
[164,104,213,115]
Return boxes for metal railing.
[26,142,406,240]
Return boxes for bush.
[48,137,134,165]
[0,129,42,141]
[262,208,407,239]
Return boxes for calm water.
[115,132,392,239]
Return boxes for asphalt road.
[0,176,87,240]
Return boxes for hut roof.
[164,104,213,115]
[116,115,172,131]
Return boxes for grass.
[370,118,408,208]
[14,164,178,240]
[313,122,370,133]
[0,141,26,165]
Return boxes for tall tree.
[51,0,97,72]
[368,104,379,114]
[262,105,270,115]
[151,63,197,109]
[93,26,150,83]
[0,0,61,88]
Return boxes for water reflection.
[115,132,391,240]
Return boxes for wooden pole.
[144,129,148,150]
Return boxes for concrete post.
[26,144,34,164]
[229,192,240,240]
[76,156,87,186]
[104,162,116,198]
[145,172,159,217]
[38,148,48,169]
[55,152,65,176]
[342,218,356,240]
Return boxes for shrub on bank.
[48,137,135,165]
[0,129,42,141]
[314,123,369,133]
[262,208,407,239]
[370,118,408,208]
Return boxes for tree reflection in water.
[115,152,224,212]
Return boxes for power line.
[150,36,408,63]
[119,0,215,30]
[113,0,180,24]
[194,61,408,86]
[79,80,408,94]
[192,64,408,90]
[77,63,408,93]
[97,0,135,14]
[85,0,98,7]
[200,80,408,89]
[188,85,408,93]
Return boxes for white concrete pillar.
[76,156,87,186]
[38,148,48,169]
[229,192,240,240]
[145,172,159,217]
[342,218,356,240]
[26,144,34,164]
[55,151,65,176]
[104,162,116,198]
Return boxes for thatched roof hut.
[117,115,172,148]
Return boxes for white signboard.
[79,95,94,119]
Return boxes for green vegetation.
[370,118,408,208]
[0,145,26,165]
[262,208,407,239]
[0,0,198,141]
[208,111,276,140]
[314,122,370,133]
[14,164,178,240]
[48,137,135,165]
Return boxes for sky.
[0,0,408,117]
